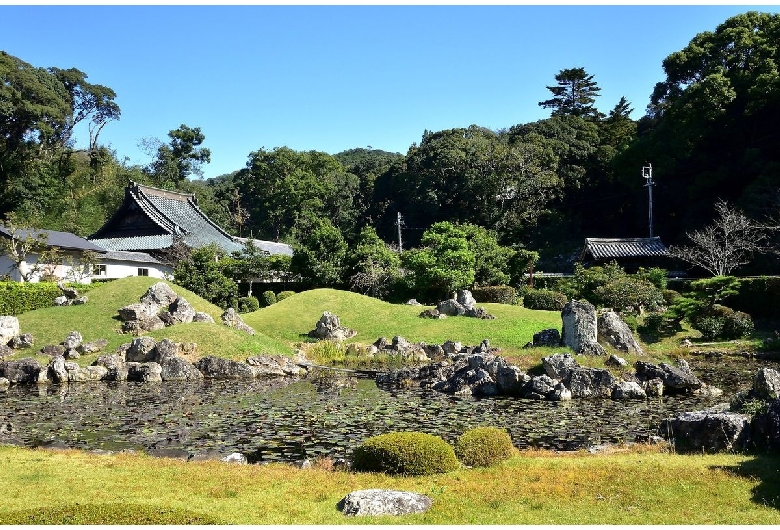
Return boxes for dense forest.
[2,11,779,282]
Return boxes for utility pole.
[396,212,405,252]
[642,163,654,237]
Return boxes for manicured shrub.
[724,310,754,339]
[522,288,567,311]
[471,285,518,305]
[662,289,681,306]
[261,290,277,307]
[454,426,515,468]
[639,313,666,334]
[594,276,664,314]
[237,296,260,313]
[0,281,63,315]
[352,431,459,475]
[690,304,754,340]
[276,290,295,302]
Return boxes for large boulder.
[597,311,644,355]
[0,344,12,359]
[192,311,215,323]
[456,290,477,310]
[68,365,109,383]
[62,331,83,350]
[561,300,606,355]
[308,311,355,341]
[195,356,256,379]
[139,282,178,308]
[565,367,617,399]
[126,337,158,363]
[77,338,108,354]
[660,410,750,453]
[0,316,20,346]
[612,380,647,400]
[635,360,702,393]
[93,354,129,381]
[750,398,780,451]
[154,339,180,364]
[525,328,561,348]
[221,308,256,335]
[436,299,467,317]
[163,297,196,325]
[542,352,579,380]
[48,355,69,383]
[126,362,163,383]
[117,302,158,322]
[246,355,306,378]
[160,356,203,381]
[752,368,780,401]
[0,358,42,384]
[338,489,433,517]
[10,333,34,349]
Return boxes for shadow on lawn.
[715,454,780,510]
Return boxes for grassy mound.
[0,503,220,524]
[242,288,560,359]
[14,277,291,364]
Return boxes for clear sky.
[2,4,778,179]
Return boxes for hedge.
[522,288,568,311]
[471,285,518,305]
[0,281,97,316]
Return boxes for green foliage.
[538,67,602,119]
[145,124,211,186]
[562,262,665,314]
[594,276,664,314]
[290,216,347,288]
[0,281,63,315]
[690,304,754,340]
[471,285,518,305]
[237,296,260,313]
[351,431,459,476]
[173,244,238,309]
[730,391,769,418]
[276,290,295,302]
[307,340,346,364]
[459,223,515,286]
[260,290,277,307]
[402,221,475,299]
[453,427,515,468]
[346,226,402,300]
[522,288,567,311]
[729,277,780,319]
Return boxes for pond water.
[0,355,775,463]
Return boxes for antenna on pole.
[396,212,405,252]
[642,163,654,237]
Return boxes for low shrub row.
[522,288,567,311]
[237,290,297,313]
[0,281,95,315]
[471,285,518,305]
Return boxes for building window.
[138,268,149,277]
[94,264,107,276]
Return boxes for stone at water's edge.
[752,367,780,401]
[338,489,433,517]
[660,410,750,453]
[309,311,356,341]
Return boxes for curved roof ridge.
[132,184,182,235]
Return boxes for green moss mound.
[454,426,515,468]
[352,431,460,475]
[0,503,220,524]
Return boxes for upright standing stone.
[561,300,606,355]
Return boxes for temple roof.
[89,182,291,256]
[580,237,668,261]
[1,227,106,253]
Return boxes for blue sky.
[2,4,777,179]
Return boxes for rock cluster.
[117,282,213,334]
[378,349,709,401]
[53,282,88,306]
[659,367,780,453]
[525,302,644,356]
[220,307,254,335]
[419,290,495,320]
[309,311,356,341]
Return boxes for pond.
[0,354,775,463]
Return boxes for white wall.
[0,252,93,284]
[94,260,172,280]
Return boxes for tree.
[668,200,776,276]
[290,216,347,288]
[0,216,60,282]
[346,226,402,299]
[538,67,602,119]
[145,124,211,187]
[173,244,238,308]
[402,221,475,299]
[458,223,515,286]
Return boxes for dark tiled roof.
[89,182,289,256]
[581,237,668,261]
[232,237,294,257]
[0,227,106,253]
[101,250,163,264]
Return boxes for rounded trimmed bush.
[261,290,277,307]
[352,431,459,475]
[237,296,259,313]
[454,426,515,468]
[276,290,295,302]
[522,288,567,311]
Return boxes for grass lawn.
[1,444,779,524]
